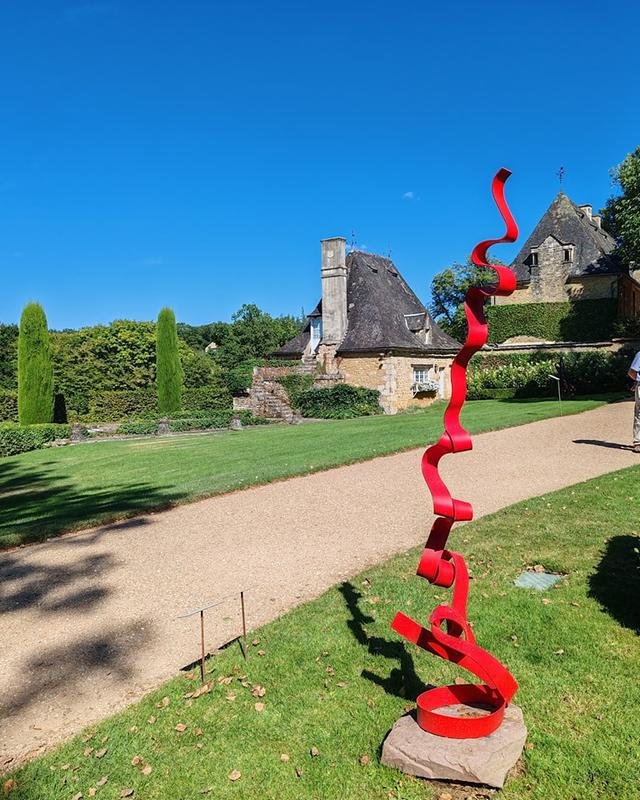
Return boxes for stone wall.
[338,354,453,414]
[485,339,640,356]
[566,275,617,301]
[493,286,534,306]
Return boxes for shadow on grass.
[339,581,426,700]
[588,534,640,634]
[0,458,188,549]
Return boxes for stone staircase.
[300,354,317,374]
[249,378,298,423]
[241,361,343,423]
[239,366,302,423]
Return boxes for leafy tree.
[0,324,18,389]
[18,303,54,424]
[429,258,496,340]
[176,322,221,351]
[602,145,640,268]
[156,307,183,415]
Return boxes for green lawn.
[7,464,639,799]
[0,396,617,548]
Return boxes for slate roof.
[275,250,460,357]
[511,192,621,284]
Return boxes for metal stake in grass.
[199,609,206,683]
[549,374,562,415]
[240,590,248,660]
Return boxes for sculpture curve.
[391,168,519,739]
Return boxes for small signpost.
[549,373,562,415]
[178,588,250,683]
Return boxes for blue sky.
[1,1,639,329]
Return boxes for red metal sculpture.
[391,168,519,739]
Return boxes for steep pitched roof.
[274,250,460,357]
[511,192,621,284]
[337,251,460,353]
[275,324,311,356]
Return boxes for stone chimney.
[579,204,593,220]
[592,214,602,228]
[320,237,347,345]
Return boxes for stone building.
[493,192,622,306]
[274,237,460,414]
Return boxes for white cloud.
[402,191,415,200]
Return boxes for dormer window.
[310,317,322,350]
[530,250,539,267]
[563,246,574,263]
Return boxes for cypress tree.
[18,302,54,424]
[156,307,182,415]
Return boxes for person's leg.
[634,385,640,451]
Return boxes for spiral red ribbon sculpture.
[391,168,519,739]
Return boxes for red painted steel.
[391,168,519,739]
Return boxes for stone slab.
[381,705,527,789]
[514,571,563,590]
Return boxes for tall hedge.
[18,303,54,424]
[486,299,617,344]
[156,307,182,415]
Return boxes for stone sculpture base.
[381,705,527,789]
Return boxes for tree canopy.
[429,259,496,341]
[601,145,640,268]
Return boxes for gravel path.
[0,400,637,769]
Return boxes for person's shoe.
[633,443,640,453]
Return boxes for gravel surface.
[0,400,636,769]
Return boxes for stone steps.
[247,378,298,423]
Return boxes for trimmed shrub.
[79,386,232,423]
[0,324,18,390]
[277,373,314,408]
[114,411,271,435]
[467,350,628,399]
[182,387,232,414]
[115,419,159,436]
[18,303,54,424]
[169,410,271,432]
[0,390,18,423]
[156,307,182,414]
[612,316,640,338]
[486,299,617,343]
[298,384,382,419]
[0,423,71,458]
[87,389,158,422]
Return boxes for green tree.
[602,145,640,268]
[156,308,183,415]
[18,302,54,424]
[429,258,496,340]
[0,324,19,389]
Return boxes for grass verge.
[6,462,639,799]
[0,395,618,548]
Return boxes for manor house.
[275,238,460,413]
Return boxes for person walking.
[628,351,640,452]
